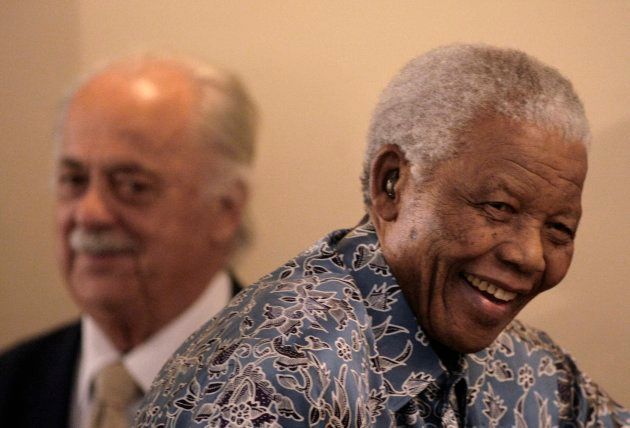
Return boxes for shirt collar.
[126,270,232,391]
[77,270,233,395]
[334,219,464,412]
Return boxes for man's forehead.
[68,63,198,119]
[61,122,189,156]
[57,116,210,183]
[78,60,194,93]
[462,115,587,150]
[63,83,198,154]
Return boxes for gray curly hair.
[362,44,590,206]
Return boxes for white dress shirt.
[69,271,233,428]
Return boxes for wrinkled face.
[56,68,232,320]
[382,117,588,353]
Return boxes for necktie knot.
[91,361,141,427]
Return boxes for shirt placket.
[442,375,467,427]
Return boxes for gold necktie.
[90,361,141,428]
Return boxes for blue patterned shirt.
[137,221,628,427]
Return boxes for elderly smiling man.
[137,45,628,427]
[0,56,256,427]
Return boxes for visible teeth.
[499,291,517,302]
[464,274,517,302]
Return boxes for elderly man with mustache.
[0,55,257,428]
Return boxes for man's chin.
[69,275,137,309]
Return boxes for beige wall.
[1,1,628,404]
[1,1,80,346]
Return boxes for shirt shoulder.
[138,237,379,427]
[465,319,629,427]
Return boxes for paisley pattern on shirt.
[137,220,629,427]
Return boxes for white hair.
[56,54,258,253]
[168,55,258,252]
[362,43,590,205]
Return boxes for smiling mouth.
[463,273,517,302]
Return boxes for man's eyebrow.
[106,164,162,184]
[106,163,153,174]
[58,158,84,169]
[58,158,157,178]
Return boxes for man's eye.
[481,201,515,221]
[59,172,87,186]
[57,172,88,197]
[123,180,150,194]
[547,222,575,244]
[486,202,514,213]
[112,175,158,204]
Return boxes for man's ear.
[210,180,248,245]
[369,144,409,222]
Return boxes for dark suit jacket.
[0,278,241,427]
[0,322,81,428]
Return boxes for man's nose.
[496,226,546,275]
[74,183,116,228]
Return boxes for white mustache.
[69,229,138,254]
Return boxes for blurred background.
[1,1,628,404]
